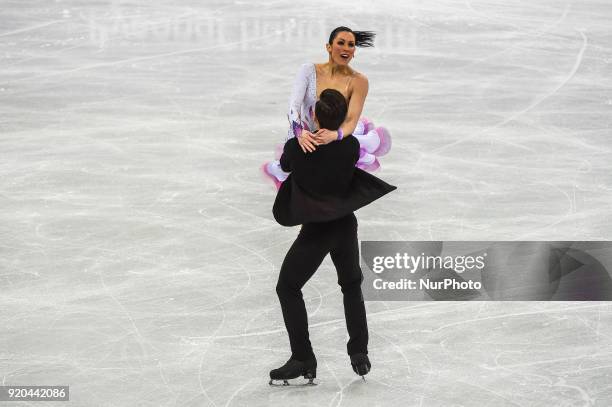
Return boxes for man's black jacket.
[273,135,397,226]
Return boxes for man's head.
[314,89,348,131]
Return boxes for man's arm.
[351,136,361,165]
[279,139,294,172]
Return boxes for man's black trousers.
[275,212,368,361]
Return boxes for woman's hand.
[297,130,319,153]
[314,128,339,145]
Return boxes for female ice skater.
[269,89,396,386]
[262,26,392,189]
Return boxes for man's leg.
[276,223,330,360]
[329,213,369,356]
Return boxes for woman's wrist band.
[336,128,343,141]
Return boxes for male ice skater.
[269,88,396,386]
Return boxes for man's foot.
[350,353,371,381]
[269,355,317,386]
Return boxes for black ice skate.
[269,355,317,386]
[350,353,371,381]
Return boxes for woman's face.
[328,31,356,66]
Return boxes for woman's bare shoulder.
[352,71,369,89]
[353,68,368,80]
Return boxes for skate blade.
[269,378,317,387]
[352,364,370,377]
[357,367,370,376]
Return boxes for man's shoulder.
[283,137,306,161]
[344,134,360,151]
[345,134,359,146]
[286,135,357,158]
[285,137,300,151]
[323,135,358,154]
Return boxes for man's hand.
[314,128,339,145]
[297,130,319,153]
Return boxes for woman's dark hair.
[328,26,375,48]
[315,89,348,131]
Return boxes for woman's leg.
[276,223,331,360]
[329,213,369,356]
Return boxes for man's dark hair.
[315,89,348,131]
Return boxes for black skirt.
[273,168,397,226]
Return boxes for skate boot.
[269,355,317,386]
[261,161,288,191]
[350,353,371,381]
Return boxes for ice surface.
[1,0,612,405]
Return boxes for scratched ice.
[1,0,612,406]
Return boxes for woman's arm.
[287,63,319,152]
[287,64,310,139]
[315,74,369,144]
[340,74,369,137]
